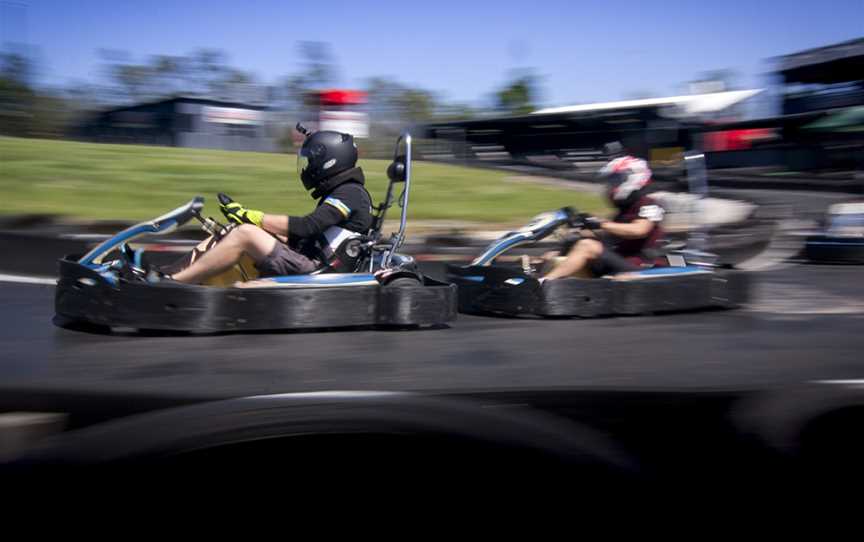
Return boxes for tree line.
[0,41,541,143]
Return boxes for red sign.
[317,89,368,106]
[704,128,775,151]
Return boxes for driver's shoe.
[116,243,153,283]
[145,268,177,285]
[520,255,542,277]
[116,244,180,285]
[521,255,564,278]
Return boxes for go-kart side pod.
[803,203,864,264]
[804,236,864,264]
[447,264,749,318]
[56,256,457,332]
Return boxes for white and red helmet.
[599,151,653,208]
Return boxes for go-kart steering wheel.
[183,193,234,240]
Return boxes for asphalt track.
[0,178,860,404]
[1,262,862,400]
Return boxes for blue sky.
[10,0,864,107]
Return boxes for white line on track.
[246,391,407,401]
[0,273,57,285]
[813,380,864,387]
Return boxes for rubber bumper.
[55,257,457,332]
[804,235,864,264]
[448,264,749,317]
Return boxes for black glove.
[579,213,606,230]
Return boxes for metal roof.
[531,89,764,117]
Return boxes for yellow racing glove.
[218,193,264,227]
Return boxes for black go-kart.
[448,153,750,318]
[54,132,457,333]
[802,201,864,264]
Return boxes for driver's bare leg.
[157,235,218,276]
[194,236,215,252]
[171,225,276,284]
[543,239,603,280]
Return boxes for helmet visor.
[603,171,627,201]
[297,148,311,190]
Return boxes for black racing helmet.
[296,126,358,192]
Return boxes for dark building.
[778,37,864,115]
[421,91,760,173]
[421,39,864,176]
[74,96,277,152]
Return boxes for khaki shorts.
[255,242,318,277]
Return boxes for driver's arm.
[598,218,653,239]
[284,197,350,239]
[221,193,350,241]
[261,214,290,242]
[258,205,343,242]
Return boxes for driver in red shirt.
[543,142,666,280]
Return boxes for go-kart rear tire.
[385,277,422,288]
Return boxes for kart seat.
[314,235,368,274]
[641,237,699,267]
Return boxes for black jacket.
[288,167,373,240]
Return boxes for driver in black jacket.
[167,127,372,284]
